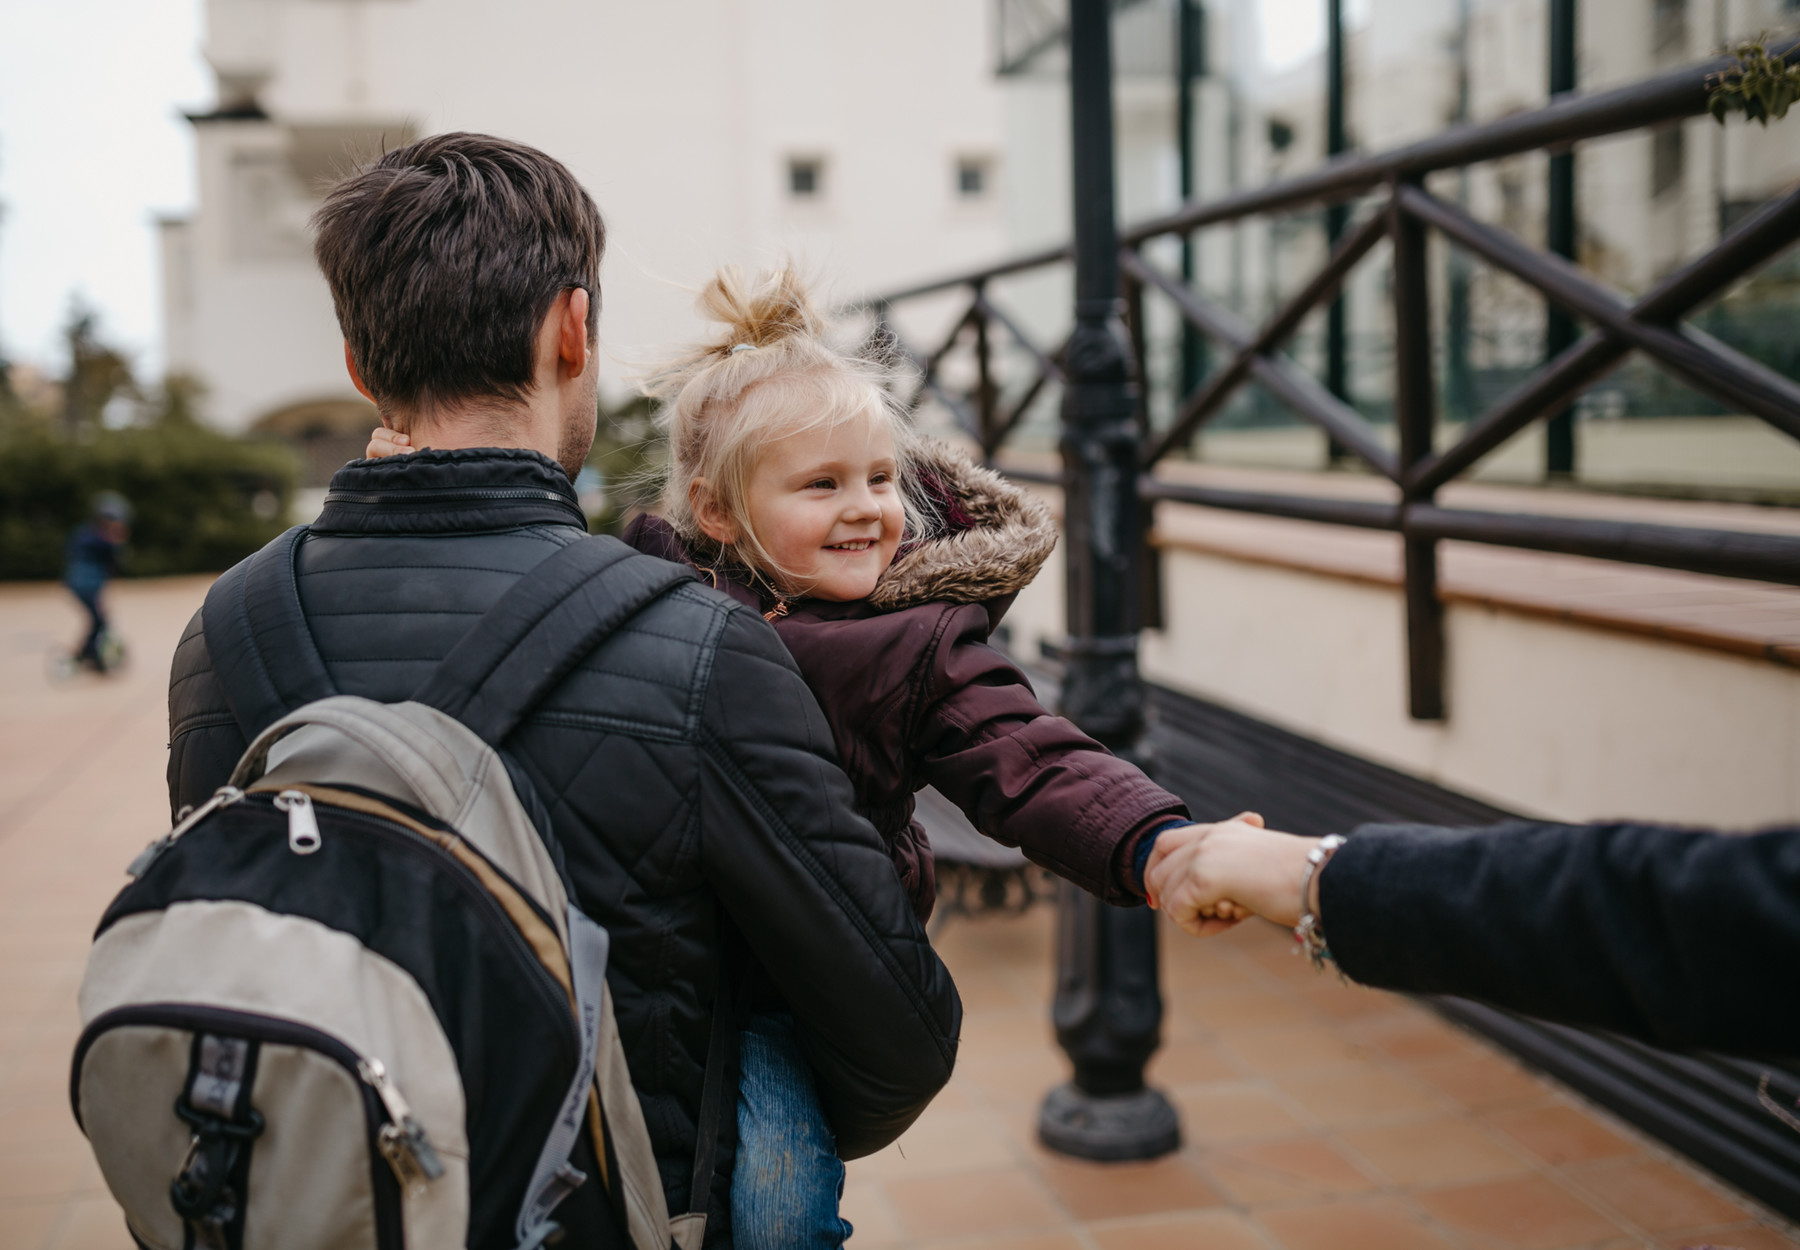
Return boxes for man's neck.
[395,400,557,462]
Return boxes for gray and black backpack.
[72,533,726,1250]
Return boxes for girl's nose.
[842,484,883,523]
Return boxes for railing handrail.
[864,35,1800,715]
[859,36,1799,306]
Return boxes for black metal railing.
[864,37,1800,721]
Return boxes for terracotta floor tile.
[1256,1195,1459,1250]
[1411,1051,1558,1112]
[914,1235,1086,1250]
[957,1050,1071,1103]
[1201,1134,1381,1204]
[1347,1011,1484,1064]
[0,1148,93,1205]
[1285,979,1404,1022]
[1174,1083,1308,1145]
[1654,1224,1800,1249]
[955,1009,1060,1065]
[1570,1157,1754,1233]
[1273,1062,1445,1126]
[1340,1115,1531,1187]
[857,1106,1018,1179]
[1480,1104,1641,1165]
[1180,989,1314,1034]
[839,1173,907,1247]
[1032,1153,1224,1221]
[0,1198,65,1250]
[1221,1025,1366,1075]
[1087,1208,1272,1250]
[43,1194,132,1250]
[884,1167,1063,1241]
[1145,1037,1240,1087]
[1416,1174,1630,1249]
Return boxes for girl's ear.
[690,479,739,545]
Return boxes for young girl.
[369,267,1199,1249]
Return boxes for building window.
[956,157,992,199]
[788,157,824,199]
[1653,0,1687,50]
[1651,125,1684,199]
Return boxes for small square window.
[956,157,991,198]
[788,158,823,198]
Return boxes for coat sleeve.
[695,606,960,1158]
[167,607,250,820]
[1323,819,1800,1054]
[913,606,1189,905]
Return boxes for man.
[167,133,959,1244]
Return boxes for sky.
[0,0,1327,384]
[0,0,208,379]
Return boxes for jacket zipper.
[74,1004,415,1250]
[322,486,577,507]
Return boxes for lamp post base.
[1037,1082,1181,1161]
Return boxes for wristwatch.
[1293,834,1346,971]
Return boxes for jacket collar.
[312,448,587,535]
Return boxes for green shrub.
[0,422,298,580]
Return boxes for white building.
[161,0,1009,436]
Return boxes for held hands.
[1145,814,1325,939]
[365,427,413,459]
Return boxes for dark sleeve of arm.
[1323,819,1800,1054]
[696,608,960,1158]
[167,608,249,819]
[915,607,1189,905]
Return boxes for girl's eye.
[870,473,890,486]
[806,478,835,491]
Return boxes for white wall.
[167,0,1009,430]
[1002,494,1800,828]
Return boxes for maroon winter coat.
[623,440,1190,920]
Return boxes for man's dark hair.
[312,132,605,415]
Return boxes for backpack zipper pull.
[357,1058,445,1189]
[273,790,322,855]
[128,786,245,878]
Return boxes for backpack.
[72,531,726,1250]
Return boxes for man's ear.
[689,479,738,545]
[558,288,590,379]
[344,343,379,406]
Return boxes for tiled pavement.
[1,576,1795,1250]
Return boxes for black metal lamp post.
[1324,0,1352,463]
[1177,0,1208,398]
[1545,0,1579,476]
[1037,0,1181,1163]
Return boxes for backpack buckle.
[169,1100,265,1225]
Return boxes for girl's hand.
[365,427,412,459]
[1147,814,1323,938]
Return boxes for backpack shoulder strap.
[200,526,335,739]
[412,535,696,747]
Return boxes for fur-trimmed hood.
[868,438,1058,612]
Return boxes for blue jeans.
[732,1012,851,1250]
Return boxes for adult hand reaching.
[1146,814,1324,937]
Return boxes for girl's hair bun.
[702,266,823,356]
[641,264,928,590]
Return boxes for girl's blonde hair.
[646,266,928,590]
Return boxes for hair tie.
[729,342,758,354]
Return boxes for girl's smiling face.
[697,408,904,602]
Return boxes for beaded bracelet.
[1293,834,1346,971]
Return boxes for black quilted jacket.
[166,448,961,1244]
